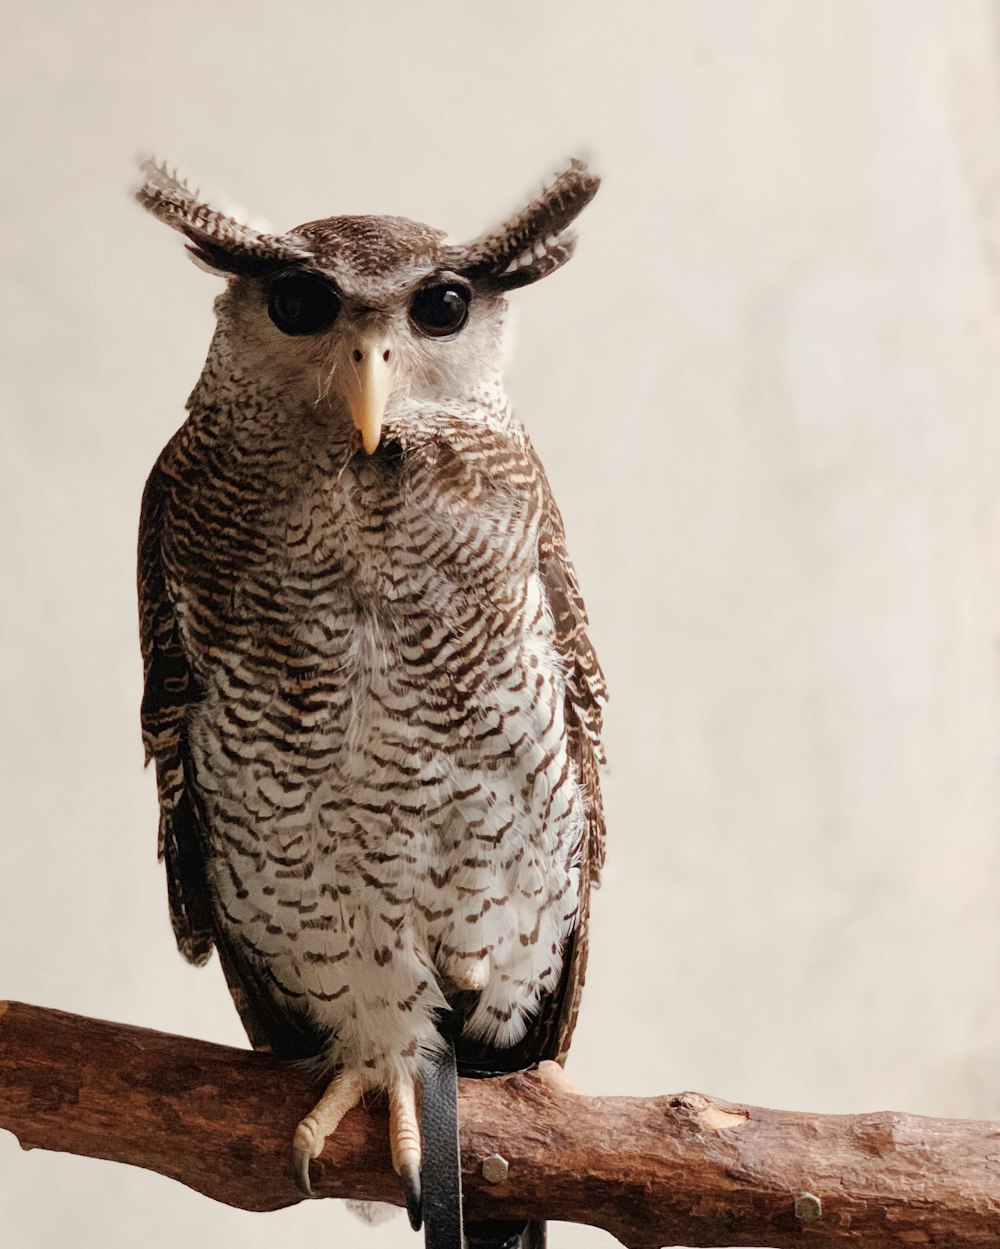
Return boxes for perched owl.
[137,159,606,1248]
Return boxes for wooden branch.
[1,1001,999,1247]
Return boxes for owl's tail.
[420,1023,546,1249]
[419,1032,463,1247]
[466,1219,545,1249]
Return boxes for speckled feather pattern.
[138,169,605,1087]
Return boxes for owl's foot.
[442,950,490,991]
[291,1068,423,1229]
[292,1068,372,1197]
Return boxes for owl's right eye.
[267,273,341,336]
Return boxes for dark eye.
[409,283,471,338]
[267,273,340,336]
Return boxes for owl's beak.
[346,337,393,455]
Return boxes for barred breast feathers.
[141,370,606,1071]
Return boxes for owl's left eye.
[409,282,471,338]
[267,273,341,336]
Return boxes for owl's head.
[137,160,599,452]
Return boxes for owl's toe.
[290,1068,374,1198]
[388,1075,423,1229]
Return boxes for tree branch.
[1,1000,998,1246]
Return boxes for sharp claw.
[400,1159,422,1231]
[292,1144,315,1198]
[291,1069,372,1201]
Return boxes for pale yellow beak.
[346,337,392,455]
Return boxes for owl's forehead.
[292,214,446,284]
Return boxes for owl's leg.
[291,1068,423,1228]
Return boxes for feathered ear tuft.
[444,159,600,290]
[135,158,313,278]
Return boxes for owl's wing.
[139,460,216,968]
[531,444,607,1062]
[534,445,608,868]
[140,459,321,1058]
[455,438,606,1073]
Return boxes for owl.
[136,159,606,1248]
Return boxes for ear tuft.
[135,158,313,278]
[445,159,600,290]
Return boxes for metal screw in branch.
[481,1154,509,1184]
[794,1192,822,1222]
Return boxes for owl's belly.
[186,609,583,1075]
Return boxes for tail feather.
[422,1014,547,1249]
[466,1219,545,1248]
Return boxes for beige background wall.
[4,2,1000,1246]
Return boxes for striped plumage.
[137,161,605,1242]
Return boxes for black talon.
[400,1159,422,1230]
[292,1145,315,1198]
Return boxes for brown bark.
[0,999,998,1247]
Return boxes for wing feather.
[455,437,606,1071]
[531,441,607,1061]
[139,461,215,966]
[139,456,322,1058]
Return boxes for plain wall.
[4,2,1000,1246]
